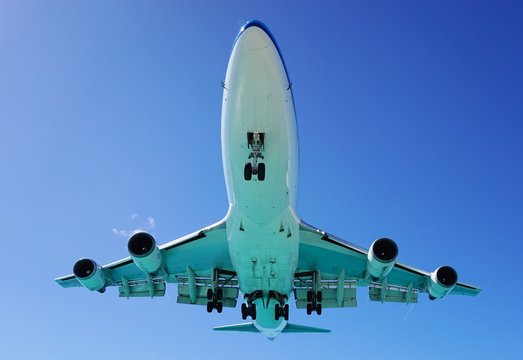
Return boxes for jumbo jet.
[56,20,480,339]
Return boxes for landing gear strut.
[306,290,322,315]
[244,132,266,181]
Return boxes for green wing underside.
[55,220,234,290]
[55,219,480,305]
[297,221,481,298]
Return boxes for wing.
[295,221,480,309]
[56,219,239,307]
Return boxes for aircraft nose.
[236,20,273,50]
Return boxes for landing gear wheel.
[307,290,313,302]
[241,303,248,320]
[216,288,223,301]
[244,163,252,181]
[257,163,265,181]
[317,291,323,303]
[316,303,322,315]
[206,301,213,313]
[216,302,223,313]
[306,303,313,315]
[241,303,257,320]
[284,304,289,321]
[275,304,281,320]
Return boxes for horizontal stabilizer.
[282,323,331,333]
[213,323,258,332]
[213,323,331,333]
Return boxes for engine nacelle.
[128,232,163,274]
[73,258,106,292]
[428,266,458,300]
[367,237,398,280]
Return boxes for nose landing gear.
[244,132,266,181]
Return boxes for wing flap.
[177,284,239,307]
[368,283,419,303]
[118,279,166,298]
[295,288,357,308]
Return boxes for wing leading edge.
[55,219,238,305]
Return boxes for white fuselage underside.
[221,25,299,337]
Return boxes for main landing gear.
[275,303,289,321]
[206,288,223,313]
[270,290,289,320]
[241,290,260,320]
[244,132,266,181]
[306,290,323,315]
[241,290,290,321]
[241,302,257,320]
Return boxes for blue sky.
[1,1,522,358]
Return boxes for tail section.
[213,322,330,334]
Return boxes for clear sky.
[1,1,522,359]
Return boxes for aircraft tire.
[257,163,265,181]
[244,163,252,181]
[307,290,313,302]
[207,301,213,313]
[241,303,248,320]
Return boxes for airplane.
[56,20,481,339]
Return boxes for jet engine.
[428,266,458,300]
[367,238,398,280]
[127,232,163,274]
[73,258,106,292]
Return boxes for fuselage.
[221,21,299,338]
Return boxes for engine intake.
[73,258,106,292]
[128,232,163,274]
[367,237,398,280]
[428,266,458,299]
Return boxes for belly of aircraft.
[220,24,299,298]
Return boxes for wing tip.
[55,274,82,288]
